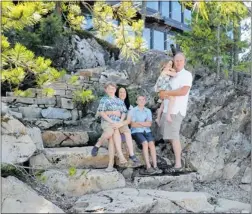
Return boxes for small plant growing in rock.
[42,88,55,97]
[14,88,33,97]
[72,89,96,116]
[68,75,79,85]
[68,166,77,177]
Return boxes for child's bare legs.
[148,141,157,168]
[92,130,113,156]
[113,129,127,164]
[166,96,175,122]
[155,101,164,126]
[107,137,115,168]
[123,132,134,157]
[142,142,151,169]
[155,107,162,126]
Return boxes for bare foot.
[166,114,172,122]
[155,119,160,126]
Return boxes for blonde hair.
[104,82,117,89]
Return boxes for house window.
[83,14,93,30]
[105,20,119,44]
[143,28,151,49]
[166,32,175,51]
[153,30,165,51]
[161,1,170,18]
[147,1,159,11]
[171,0,182,22]
[184,8,192,25]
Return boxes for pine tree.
[1,1,146,95]
[177,1,249,79]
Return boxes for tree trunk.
[216,24,221,80]
[55,2,61,16]
[233,20,241,85]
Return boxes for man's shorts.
[101,121,130,135]
[160,112,184,140]
[132,131,154,149]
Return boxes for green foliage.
[127,88,138,106]
[68,75,80,85]
[93,1,147,61]
[1,163,21,177]
[68,166,77,177]
[2,1,148,96]
[14,88,33,97]
[175,2,249,75]
[42,88,55,97]
[38,175,47,183]
[1,40,66,91]
[2,2,55,31]
[38,13,64,45]
[73,89,96,105]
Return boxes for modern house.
[82,1,192,53]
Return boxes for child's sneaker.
[142,167,156,175]
[91,146,99,156]
[153,167,162,174]
[129,155,141,167]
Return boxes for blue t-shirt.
[129,106,152,134]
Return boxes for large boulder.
[40,169,125,197]
[181,73,251,181]
[63,35,107,72]
[2,176,64,213]
[2,115,36,164]
[27,127,44,152]
[30,147,109,170]
[72,188,214,213]
[134,173,197,192]
[42,131,89,147]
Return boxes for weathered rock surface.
[2,115,36,164]
[23,118,63,130]
[41,107,72,120]
[215,198,251,213]
[27,127,44,151]
[241,167,251,184]
[2,176,64,213]
[42,131,89,147]
[72,188,214,213]
[64,35,107,72]
[19,106,42,118]
[30,147,109,169]
[178,73,251,181]
[134,173,197,192]
[1,102,9,115]
[41,169,125,197]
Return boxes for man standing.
[128,95,162,175]
[159,52,193,172]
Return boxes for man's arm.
[159,86,191,99]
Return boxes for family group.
[91,52,193,175]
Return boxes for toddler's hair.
[160,60,174,73]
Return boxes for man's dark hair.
[115,86,131,110]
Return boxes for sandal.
[118,158,129,168]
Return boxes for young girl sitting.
[154,60,177,125]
